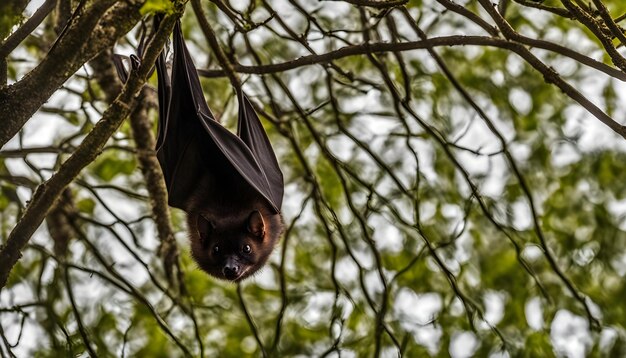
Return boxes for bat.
[153,20,284,282]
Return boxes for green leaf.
[76,198,96,214]
[91,152,137,182]
[140,0,175,15]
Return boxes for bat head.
[188,209,282,282]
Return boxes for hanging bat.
[153,21,284,282]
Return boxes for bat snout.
[223,261,241,280]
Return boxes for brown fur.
[185,159,284,281]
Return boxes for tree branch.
[513,0,572,18]
[198,34,625,139]
[0,0,145,149]
[89,42,182,291]
[0,0,29,40]
[0,0,56,60]
[560,0,626,72]
[129,87,181,288]
[197,35,626,82]
[435,0,499,36]
[591,0,626,47]
[0,11,180,291]
[191,0,240,89]
[322,0,407,9]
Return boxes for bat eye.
[242,244,251,254]
[213,245,220,254]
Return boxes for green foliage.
[91,151,137,182]
[0,0,26,41]
[315,156,343,209]
[523,332,556,357]
[3,0,626,357]
[140,0,176,15]
[75,197,95,215]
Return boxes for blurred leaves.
[140,0,176,15]
[1,0,626,357]
[90,151,137,182]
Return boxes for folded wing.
[155,20,284,213]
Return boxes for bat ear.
[247,210,265,238]
[197,215,215,245]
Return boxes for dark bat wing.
[236,92,284,210]
[155,21,284,213]
[155,20,213,211]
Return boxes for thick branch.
[199,35,625,138]
[90,41,181,289]
[45,189,76,257]
[129,87,180,286]
[0,0,56,59]
[0,0,145,149]
[197,35,626,82]
[0,12,179,290]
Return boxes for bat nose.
[223,265,240,280]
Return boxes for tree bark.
[0,12,179,290]
[0,0,145,149]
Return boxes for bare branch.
[560,0,626,72]
[0,12,180,290]
[592,0,626,46]
[0,0,55,60]
[322,0,408,9]
[0,0,144,149]
[198,35,626,82]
